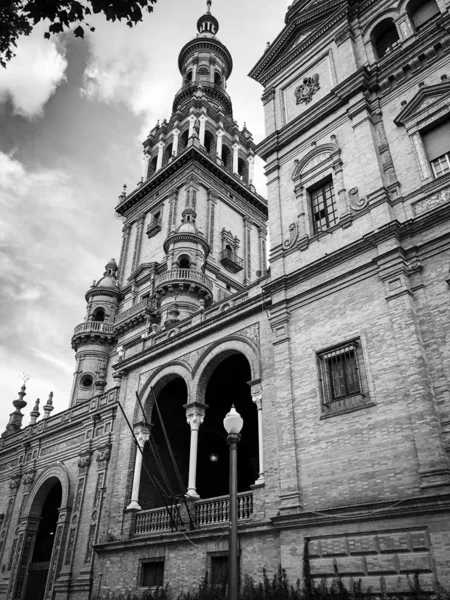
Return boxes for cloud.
[31,347,74,375]
[0,26,67,119]
[81,19,174,139]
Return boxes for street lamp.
[223,405,243,600]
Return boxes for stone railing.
[115,299,150,325]
[195,492,253,526]
[155,269,213,291]
[134,492,253,535]
[73,322,115,335]
[135,506,181,534]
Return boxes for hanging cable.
[116,400,179,531]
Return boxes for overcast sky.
[0,0,288,433]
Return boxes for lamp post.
[223,405,243,600]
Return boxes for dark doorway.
[197,353,258,499]
[24,481,62,600]
[140,378,190,509]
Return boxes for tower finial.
[207,0,212,13]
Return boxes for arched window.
[177,254,191,269]
[185,70,193,84]
[179,129,189,152]
[407,0,440,29]
[163,142,173,166]
[147,155,158,178]
[214,71,222,86]
[371,18,400,59]
[221,145,232,171]
[92,307,105,322]
[238,157,249,183]
[204,130,215,156]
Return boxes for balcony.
[155,268,213,294]
[172,82,233,117]
[71,322,116,350]
[134,491,253,535]
[220,249,243,273]
[146,218,162,238]
[114,298,157,334]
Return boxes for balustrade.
[73,322,115,335]
[155,269,213,291]
[134,492,253,534]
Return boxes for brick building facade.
[1,0,450,598]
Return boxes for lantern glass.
[223,405,243,435]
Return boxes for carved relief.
[414,187,450,215]
[301,152,331,174]
[45,524,63,599]
[295,74,320,105]
[14,532,33,600]
[349,187,368,211]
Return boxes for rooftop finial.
[207,0,212,13]
[43,391,54,420]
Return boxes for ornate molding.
[295,73,320,105]
[414,187,450,216]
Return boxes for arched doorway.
[197,353,258,499]
[24,481,62,600]
[139,377,190,509]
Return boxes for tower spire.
[206,0,212,13]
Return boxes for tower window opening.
[92,307,105,322]
[204,130,215,156]
[177,255,191,269]
[179,129,189,152]
[185,70,193,84]
[80,374,94,388]
[163,143,174,166]
[237,157,249,183]
[148,156,158,178]
[371,19,400,59]
[221,145,232,171]
[407,0,440,29]
[214,72,222,86]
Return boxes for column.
[258,226,267,277]
[127,422,151,510]
[199,115,206,146]
[243,216,252,284]
[248,153,255,184]
[332,157,352,229]
[216,129,223,159]
[142,152,150,180]
[184,403,206,498]
[250,385,265,485]
[118,224,131,286]
[411,131,433,180]
[131,216,145,274]
[173,128,180,156]
[156,141,165,171]
[192,58,198,81]
[232,142,239,174]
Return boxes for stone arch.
[362,8,400,37]
[23,463,72,519]
[137,361,193,422]
[192,335,260,404]
[292,143,340,181]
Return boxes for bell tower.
[113,1,268,333]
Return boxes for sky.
[0,0,288,433]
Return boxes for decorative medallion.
[295,73,320,105]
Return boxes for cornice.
[115,146,267,218]
[249,1,346,86]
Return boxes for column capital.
[184,402,206,430]
[133,421,151,446]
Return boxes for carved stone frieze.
[414,187,450,216]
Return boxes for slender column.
[184,403,206,498]
[258,226,267,277]
[251,389,265,484]
[411,132,433,180]
[142,152,150,180]
[173,128,180,156]
[127,423,150,510]
[332,157,352,228]
[248,153,255,184]
[216,129,223,159]
[192,58,198,81]
[131,216,145,274]
[232,143,239,174]
[118,223,131,286]
[243,216,252,284]
[199,115,206,146]
[156,141,165,171]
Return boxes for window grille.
[310,180,337,233]
[320,342,361,404]
[142,560,164,587]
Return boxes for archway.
[24,481,62,600]
[139,377,190,509]
[196,353,258,499]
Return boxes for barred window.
[141,560,164,587]
[310,180,338,233]
[318,340,373,417]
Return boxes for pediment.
[249,0,346,84]
[394,82,450,125]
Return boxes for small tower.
[70,259,120,406]
[155,206,212,326]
